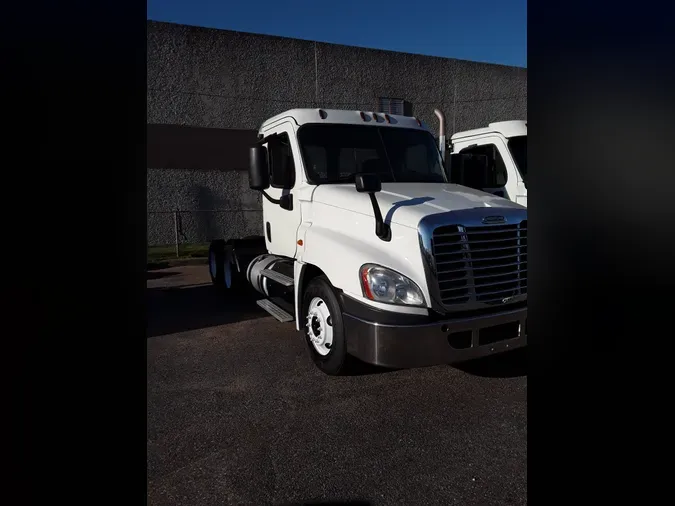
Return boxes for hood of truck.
[311,183,523,229]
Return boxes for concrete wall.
[147,20,527,245]
[147,169,263,246]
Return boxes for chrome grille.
[432,220,527,307]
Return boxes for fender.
[297,223,430,308]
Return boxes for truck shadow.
[146,270,180,280]
[384,196,434,225]
[147,284,265,338]
[344,348,528,378]
[278,502,371,506]
[341,358,400,377]
[454,348,527,378]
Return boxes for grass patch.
[148,243,210,262]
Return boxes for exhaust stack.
[434,109,446,162]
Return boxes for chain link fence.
[148,208,263,257]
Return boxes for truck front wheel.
[302,276,352,376]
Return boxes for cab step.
[256,299,294,322]
[261,268,294,287]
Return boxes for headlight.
[359,264,425,307]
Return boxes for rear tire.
[210,239,249,292]
[223,248,247,291]
[208,240,226,286]
[302,276,353,376]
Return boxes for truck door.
[262,123,303,258]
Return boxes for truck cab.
[449,121,527,207]
[209,109,527,375]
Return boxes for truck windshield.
[508,135,527,182]
[298,124,446,184]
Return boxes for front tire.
[302,276,352,375]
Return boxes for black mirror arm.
[261,190,281,205]
[262,191,293,211]
[368,193,391,241]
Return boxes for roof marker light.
[415,117,422,126]
[372,112,378,121]
[318,109,327,119]
[359,111,366,121]
[384,114,391,123]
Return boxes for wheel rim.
[306,297,333,356]
[209,250,217,279]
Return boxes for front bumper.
[343,305,527,369]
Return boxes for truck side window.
[459,143,508,187]
[268,133,296,189]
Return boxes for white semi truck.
[435,110,527,206]
[208,108,528,375]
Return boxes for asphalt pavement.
[147,265,527,506]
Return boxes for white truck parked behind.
[209,108,528,375]
[435,110,527,206]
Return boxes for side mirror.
[355,173,382,193]
[249,145,269,191]
[354,173,389,241]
